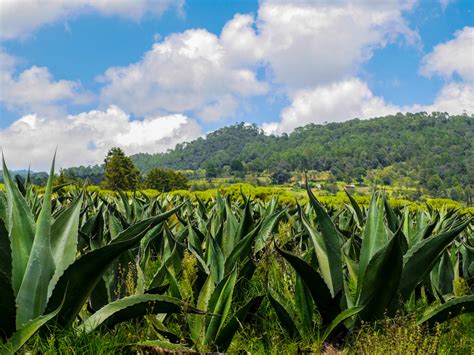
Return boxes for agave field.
[0,157,473,353]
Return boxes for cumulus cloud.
[224,0,418,89]
[417,27,474,114]
[0,0,184,40]
[265,24,474,134]
[420,27,474,82]
[266,78,400,133]
[266,78,474,135]
[0,106,202,170]
[413,82,474,114]
[0,63,91,115]
[99,0,418,121]
[99,28,268,120]
[265,79,474,135]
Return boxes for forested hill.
[132,112,473,190]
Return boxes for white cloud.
[261,122,279,135]
[0,106,202,170]
[197,95,238,122]
[267,78,400,133]
[413,82,474,114]
[220,14,263,67]
[267,78,474,135]
[421,27,474,82]
[99,0,418,121]
[264,23,474,134]
[99,28,268,120]
[224,0,418,89]
[0,62,91,115]
[417,27,474,114]
[0,50,17,71]
[0,0,184,40]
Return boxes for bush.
[144,168,188,192]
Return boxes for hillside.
[130,113,473,194]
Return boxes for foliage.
[131,113,473,198]
[347,313,474,354]
[101,148,140,191]
[271,170,291,185]
[0,156,191,352]
[144,168,188,192]
[1,154,473,353]
[62,164,104,185]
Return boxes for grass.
[3,325,134,354]
[13,313,472,354]
[346,313,474,354]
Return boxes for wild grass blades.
[350,314,441,354]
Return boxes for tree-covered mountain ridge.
[131,112,472,189]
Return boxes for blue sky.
[0,0,473,169]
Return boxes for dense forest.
[132,112,473,194]
[5,112,471,198]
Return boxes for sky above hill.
[0,0,473,170]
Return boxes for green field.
[0,165,473,353]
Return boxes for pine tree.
[101,147,139,190]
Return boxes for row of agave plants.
[0,157,473,353]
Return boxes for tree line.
[132,112,473,197]
[56,147,188,191]
[16,112,473,198]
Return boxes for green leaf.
[221,198,238,257]
[47,205,181,328]
[356,231,403,321]
[88,277,109,313]
[305,187,343,296]
[275,245,334,323]
[6,303,61,352]
[77,294,202,333]
[16,157,56,327]
[268,291,300,339]
[345,189,363,224]
[188,223,204,256]
[0,218,15,340]
[48,192,84,298]
[437,251,454,295]
[224,223,260,273]
[295,274,314,335]
[357,193,388,299]
[188,274,215,345]
[399,219,471,300]
[320,306,364,343]
[215,295,264,352]
[108,213,123,240]
[236,198,253,242]
[299,206,342,297]
[164,266,181,300]
[254,209,286,253]
[208,236,225,284]
[417,295,474,327]
[384,199,399,234]
[204,269,237,346]
[117,190,131,221]
[2,156,36,296]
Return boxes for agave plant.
[2,157,472,353]
[121,192,286,352]
[0,156,197,352]
[270,185,473,342]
